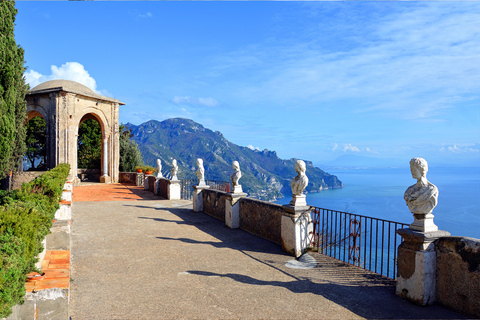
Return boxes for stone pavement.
[69,184,466,319]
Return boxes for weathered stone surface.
[281,210,312,258]
[203,189,228,222]
[55,202,71,220]
[26,80,123,184]
[168,180,181,200]
[147,175,155,191]
[239,198,283,244]
[156,178,169,198]
[46,220,71,251]
[395,228,449,306]
[193,185,210,212]
[136,172,144,186]
[226,192,247,229]
[436,236,480,318]
[11,171,44,190]
[119,172,136,184]
[396,244,437,306]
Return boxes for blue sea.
[276,167,480,240]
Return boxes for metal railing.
[180,179,231,200]
[310,206,408,279]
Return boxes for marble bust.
[404,157,439,231]
[291,160,309,196]
[289,160,309,207]
[170,159,178,181]
[156,159,163,178]
[231,161,242,193]
[196,158,206,185]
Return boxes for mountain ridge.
[126,118,343,201]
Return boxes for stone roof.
[27,80,125,105]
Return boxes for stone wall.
[239,198,283,245]
[157,178,169,198]
[202,189,228,222]
[435,236,480,318]
[146,175,156,191]
[77,168,101,182]
[11,171,45,190]
[119,172,136,184]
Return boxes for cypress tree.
[0,1,28,180]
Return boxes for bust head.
[172,159,177,167]
[410,157,428,179]
[295,160,306,175]
[197,158,203,167]
[232,161,240,172]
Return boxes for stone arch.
[25,80,124,184]
[23,110,48,170]
[25,109,47,123]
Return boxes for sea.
[276,166,480,240]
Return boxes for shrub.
[0,163,70,317]
[0,230,27,318]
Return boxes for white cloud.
[247,145,260,151]
[441,143,480,153]
[25,62,101,94]
[343,144,361,152]
[139,12,153,18]
[211,3,480,122]
[173,96,219,107]
[331,143,378,154]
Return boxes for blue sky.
[15,1,480,167]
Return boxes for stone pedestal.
[100,175,111,184]
[289,194,307,207]
[396,228,450,306]
[232,185,243,194]
[136,173,144,187]
[168,180,181,200]
[225,192,247,229]
[144,176,149,190]
[193,185,210,212]
[154,178,161,196]
[410,212,438,232]
[281,205,312,258]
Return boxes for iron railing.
[310,206,408,279]
[180,179,231,200]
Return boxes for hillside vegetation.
[126,118,343,201]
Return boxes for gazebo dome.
[31,79,96,95]
[28,79,124,104]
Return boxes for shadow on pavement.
[126,203,466,320]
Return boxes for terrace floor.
[69,184,465,319]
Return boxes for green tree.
[0,1,29,180]
[24,116,46,170]
[77,119,101,169]
[119,123,143,172]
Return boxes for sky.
[14,1,480,168]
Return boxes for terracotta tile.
[44,269,69,278]
[44,251,52,260]
[25,282,35,292]
[41,260,49,270]
[49,258,69,265]
[34,278,69,290]
[50,252,68,257]
[48,263,69,269]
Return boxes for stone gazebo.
[25,80,125,184]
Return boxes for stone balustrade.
[131,156,479,318]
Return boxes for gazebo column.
[100,134,111,183]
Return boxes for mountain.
[125,118,343,201]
